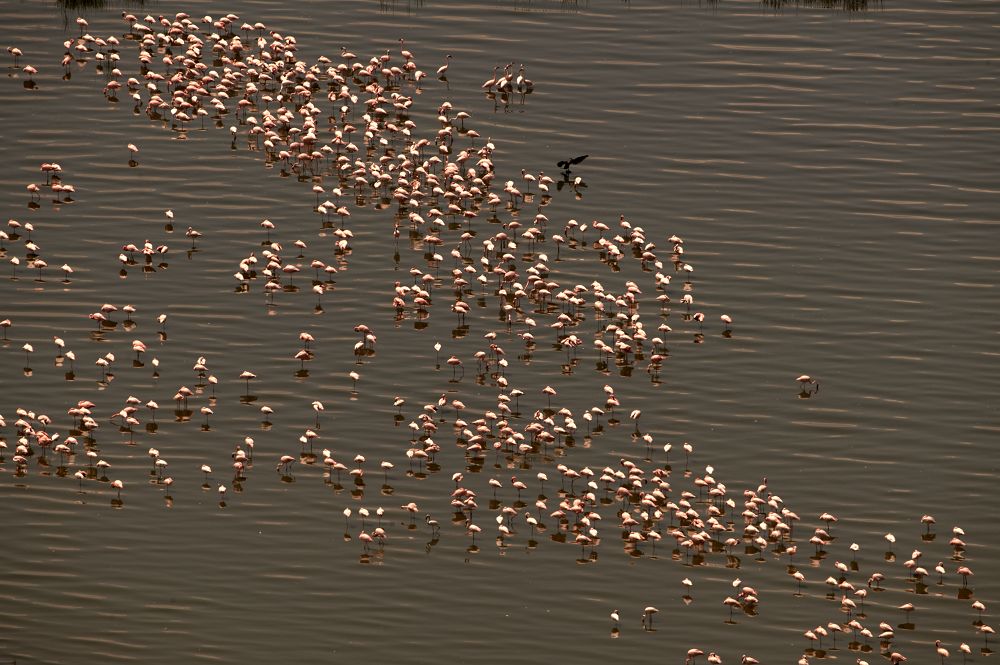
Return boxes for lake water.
[1,1,998,663]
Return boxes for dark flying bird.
[557,154,588,171]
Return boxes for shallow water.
[1,1,998,663]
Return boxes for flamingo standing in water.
[481,65,499,91]
[797,374,819,392]
[436,54,451,77]
[641,606,659,630]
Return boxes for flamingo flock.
[0,10,993,664]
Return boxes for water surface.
[1,1,998,663]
